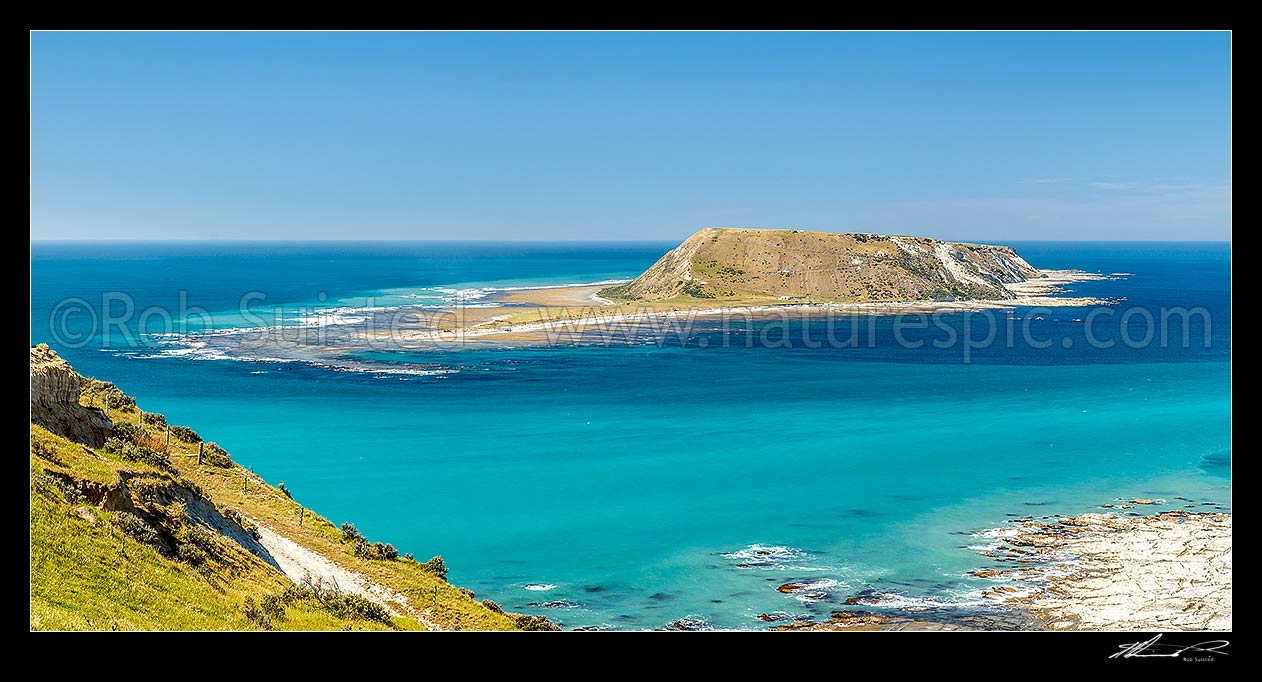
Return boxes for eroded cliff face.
[600,228,1042,303]
[30,344,112,447]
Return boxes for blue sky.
[30,31,1231,242]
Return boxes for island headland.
[379,227,1114,346]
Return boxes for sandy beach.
[372,269,1117,346]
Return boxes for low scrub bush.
[511,613,560,631]
[113,422,142,443]
[84,380,136,410]
[275,575,392,624]
[140,412,167,427]
[103,437,172,471]
[114,511,160,546]
[421,556,449,580]
[168,425,201,443]
[243,597,274,630]
[202,442,232,468]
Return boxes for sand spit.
[383,269,1116,345]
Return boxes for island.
[382,227,1110,346]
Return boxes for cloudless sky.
[30,31,1231,242]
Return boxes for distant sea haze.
[30,240,1231,630]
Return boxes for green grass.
[30,380,536,631]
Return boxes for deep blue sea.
[30,241,1231,630]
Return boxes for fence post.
[197,442,203,466]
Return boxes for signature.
[1110,634,1230,659]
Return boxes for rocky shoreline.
[975,507,1231,631]
[776,501,1231,632]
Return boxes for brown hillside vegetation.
[600,228,1041,304]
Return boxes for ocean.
[30,241,1231,630]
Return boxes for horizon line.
[28,237,1235,244]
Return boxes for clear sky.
[30,31,1231,242]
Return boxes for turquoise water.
[30,241,1231,629]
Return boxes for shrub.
[140,412,167,427]
[510,614,560,631]
[87,381,136,410]
[280,575,391,624]
[31,439,60,463]
[168,425,201,443]
[259,593,287,622]
[114,511,160,546]
[243,597,274,630]
[681,281,715,299]
[421,556,449,580]
[340,523,362,542]
[103,437,171,471]
[278,481,293,499]
[352,540,374,559]
[113,422,142,443]
[481,599,504,614]
[32,469,84,504]
[177,542,209,567]
[202,442,232,468]
[375,542,398,560]
[327,594,390,623]
[403,553,415,562]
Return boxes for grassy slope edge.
[30,346,554,631]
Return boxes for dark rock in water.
[573,625,608,631]
[528,600,578,608]
[584,586,604,593]
[757,613,776,622]
[777,582,808,594]
[615,614,637,621]
[668,617,709,631]
[649,592,674,601]
[754,549,771,556]
[775,620,819,630]
[710,599,723,604]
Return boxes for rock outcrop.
[30,344,112,447]
[599,227,1041,303]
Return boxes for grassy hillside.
[30,345,554,631]
[599,227,1040,305]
